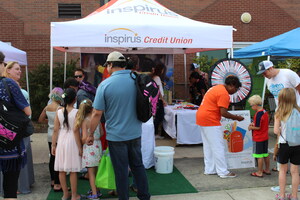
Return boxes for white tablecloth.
[163,105,202,144]
[141,118,155,169]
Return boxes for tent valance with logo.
[50,0,234,90]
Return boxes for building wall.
[0,0,299,99]
[0,0,100,67]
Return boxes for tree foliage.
[277,58,300,73]
[26,59,78,120]
[193,55,218,73]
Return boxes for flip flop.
[250,172,263,178]
[79,173,89,180]
[263,170,271,175]
[54,187,71,192]
[272,167,278,172]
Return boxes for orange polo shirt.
[196,84,230,126]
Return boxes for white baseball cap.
[257,60,274,75]
[106,51,126,62]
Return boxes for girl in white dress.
[52,88,82,200]
[75,99,102,200]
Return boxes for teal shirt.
[93,70,142,141]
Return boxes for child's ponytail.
[75,99,93,129]
[62,88,77,129]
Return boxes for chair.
[268,97,276,124]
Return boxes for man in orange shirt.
[196,75,244,178]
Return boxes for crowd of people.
[1,47,300,200]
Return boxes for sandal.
[250,172,263,178]
[71,194,83,200]
[54,187,71,192]
[79,173,89,180]
[263,170,271,175]
[275,193,291,200]
[272,167,278,172]
[108,190,118,196]
[130,185,138,193]
[61,193,71,200]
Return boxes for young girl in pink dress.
[75,99,102,200]
[52,88,82,200]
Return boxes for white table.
[163,105,202,144]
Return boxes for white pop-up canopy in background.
[0,41,30,101]
[50,0,235,91]
[0,41,27,65]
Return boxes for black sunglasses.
[74,75,83,78]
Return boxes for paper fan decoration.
[209,58,252,104]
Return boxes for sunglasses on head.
[74,75,83,78]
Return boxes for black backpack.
[130,72,160,122]
[0,77,30,149]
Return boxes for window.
[100,0,110,6]
[58,4,81,18]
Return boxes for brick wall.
[0,0,99,67]
[193,0,299,42]
[0,0,300,100]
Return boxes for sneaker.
[219,172,237,178]
[289,185,300,192]
[86,194,99,200]
[155,135,164,139]
[204,172,217,175]
[271,186,280,192]
[87,189,102,198]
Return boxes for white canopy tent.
[50,0,234,91]
[0,41,30,101]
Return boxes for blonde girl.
[52,88,82,200]
[75,99,102,200]
[274,88,300,200]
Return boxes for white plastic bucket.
[154,146,175,174]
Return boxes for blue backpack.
[285,108,300,146]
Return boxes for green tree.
[277,58,300,72]
[193,55,218,73]
[26,59,78,120]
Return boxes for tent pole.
[261,56,270,106]
[50,46,53,93]
[64,52,67,83]
[184,53,187,99]
[25,65,30,104]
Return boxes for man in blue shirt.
[88,51,150,200]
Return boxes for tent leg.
[261,56,270,106]
[50,47,53,93]
[184,53,187,99]
[25,65,30,104]
[64,52,67,83]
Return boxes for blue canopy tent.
[234,27,300,58]
[233,27,300,108]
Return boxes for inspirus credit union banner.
[221,110,255,169]
[51,0,233,52]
